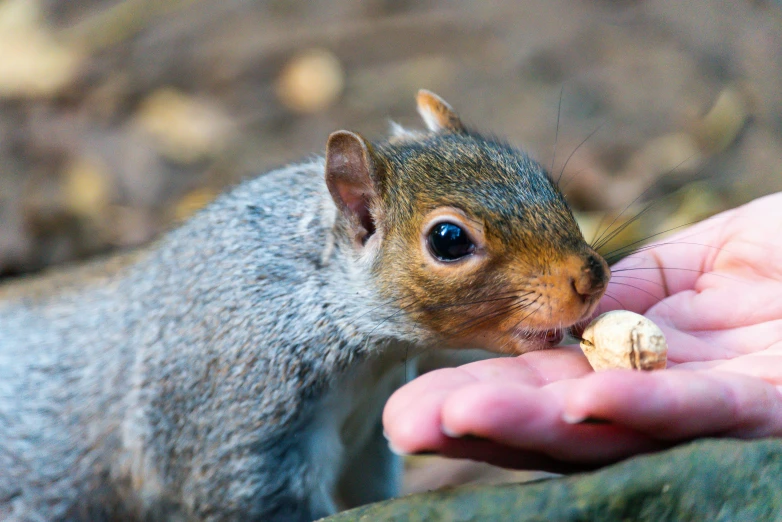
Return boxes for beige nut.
[580,311,668,371]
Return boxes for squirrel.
[0,91,610,521]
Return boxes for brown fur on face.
[368,131,609,354]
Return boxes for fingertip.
[381,386,408,427]
[383,368,479,454]
[382,401,440,454]
[562,411,587,424]
[440,424,463,438]
[382,367,474,426]
[387,441,410,456]
[440,382,546,442]
[438,384,494,439]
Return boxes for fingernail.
[562,411,587,424]
[410,450,438,456]
[441,425,463,438]
[563,412,611,425]
[388,442,410,456]
[580,416,611,425]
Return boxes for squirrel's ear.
[416,89,465,133]
[325,130,379,243]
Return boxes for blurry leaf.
[135,88,233,164]
[173,187,218,221]
[0,0,38,31]
[63,0,201,52]
[0,0,83,98]
[694,87,749,154]
[634,132,704,178]
[62,155,112,219]
[276,48,345,113]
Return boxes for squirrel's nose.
[571,251,610,300]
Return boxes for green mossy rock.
[324,438,782,521]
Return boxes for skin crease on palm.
[382,191,782,473]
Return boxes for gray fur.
[0,159,416,521]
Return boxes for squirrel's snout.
[571,252,610,300]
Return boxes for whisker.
[609,266,742,284]
[591,154,701,250]
[379,292,539,375]
[599,223,708,257]
[600,292,626,311]
[501,300,547,353]
[557,122,606,185]
[379,292,539,370]
[350,294,419,322]
[404,343,410,384]
[447,296,539,340]
[593,197,661,252]
[420,291,533,312]
[447,299,534,338]
[595,209,732,262]
[363,306,409,348]
[607,280,666,301]
[605,281,680,313]
[560,166,592,192]
[590,212,610,247]
[603,240,728,264]
[609,275,666,288]
[550,85,564,181]
[374,291,531,330]
[599,213,729,260]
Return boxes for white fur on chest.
[303,348,410,515]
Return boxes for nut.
[580,311,668,371]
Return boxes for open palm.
[383,192,782,472]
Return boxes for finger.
[439,380,663,463]
[709,352,782,385]
[382,368,477,453]
[650,280,782,336]
[563,369,782,440]
[653,325,714,364]
[661,319,782,360]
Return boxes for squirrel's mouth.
[507,307,600,352]
[508,327,564,351]
[533,328,564,345]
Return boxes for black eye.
[428,222,475,261]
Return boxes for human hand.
[383,192,782,472]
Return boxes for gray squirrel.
[0,91,609,521]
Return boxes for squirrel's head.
[325,90,610,354]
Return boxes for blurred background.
[0,0,780,494]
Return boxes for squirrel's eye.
[428,222,475,262]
